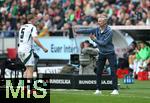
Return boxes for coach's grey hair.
[99,14,108,19]
[97,13,108,24]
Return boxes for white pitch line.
[51,90,150,99]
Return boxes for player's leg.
[25,66,34,94]
[18,51,35,94]
[24,53,35,94]
[25,66,34,78]
[23,69,27,78]
[23,51,35,78]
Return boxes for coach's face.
[98,17,107,28]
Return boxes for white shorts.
[18,51,35,67]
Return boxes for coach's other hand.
[90,34,96,41]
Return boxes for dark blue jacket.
[76,26,115,54]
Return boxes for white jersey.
[18,24,37,53]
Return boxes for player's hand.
[43,48,48,53]
[89,34,96,40]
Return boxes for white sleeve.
[31,26,38,37]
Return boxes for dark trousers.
[96,52,118,90]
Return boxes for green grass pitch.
[50,79,150,103]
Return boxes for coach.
[75,14,119,95]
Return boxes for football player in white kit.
[18,15,48,80]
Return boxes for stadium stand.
[0,0,149,37]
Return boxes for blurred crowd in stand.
[0,0,150,37]
[117,41,150,79]
[0,0,150,78]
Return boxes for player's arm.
[32,26,48,53]
[33,37,48,53]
